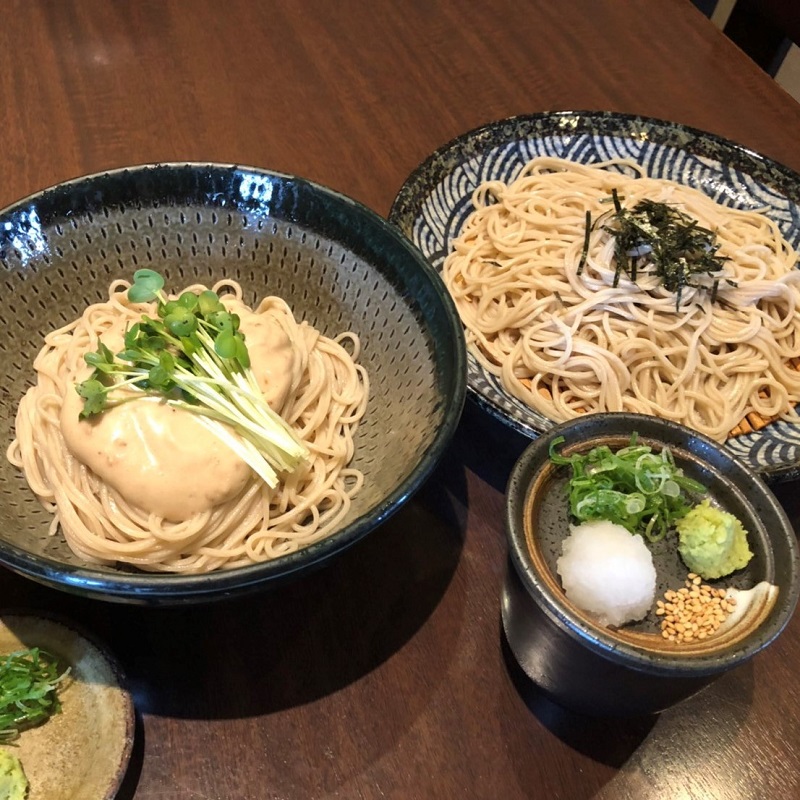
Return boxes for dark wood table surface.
[3,1,800,798]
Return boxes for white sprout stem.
[191,415,280,488]
[169,367,307,473]
[189,351,308,458]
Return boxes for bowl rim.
[389,109,800,226]
[0,162,468,603]
[504,412,800,676]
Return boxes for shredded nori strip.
[577,210,591,275]
[593,197,729,310]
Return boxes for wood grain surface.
[2,1,800,798]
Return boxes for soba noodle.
[443,156,800,441]
[7,279,369,573]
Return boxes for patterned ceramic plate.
[389,111,800,482]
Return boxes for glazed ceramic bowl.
[0,164,466,604]
[389,111,800,480]
[503,412,800,716]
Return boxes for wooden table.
[2,1,800,797]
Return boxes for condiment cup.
[503,412,800,716]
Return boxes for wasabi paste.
[676,499,753,579]
[0,749,27,800]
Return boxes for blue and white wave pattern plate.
[389,112,800,480]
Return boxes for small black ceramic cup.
[503,412,800,717]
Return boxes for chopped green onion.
[549,434,707,542]
[0,648,70,741]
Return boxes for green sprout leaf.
[197,290,223,317]
[83,341,117,373]
[76,378,109,418]
[164,307,197,337]
[178,291,199,311]
[124,322,141,348]
[179,336,199,357]
[234,336,250,368]
[205,310,232,333]
[146,352,175,389]
[127,268,166,303]
[214,329,239,359]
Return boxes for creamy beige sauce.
[234,302,296,410]
[60,303,297,521]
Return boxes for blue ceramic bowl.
[0,164,467,604]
